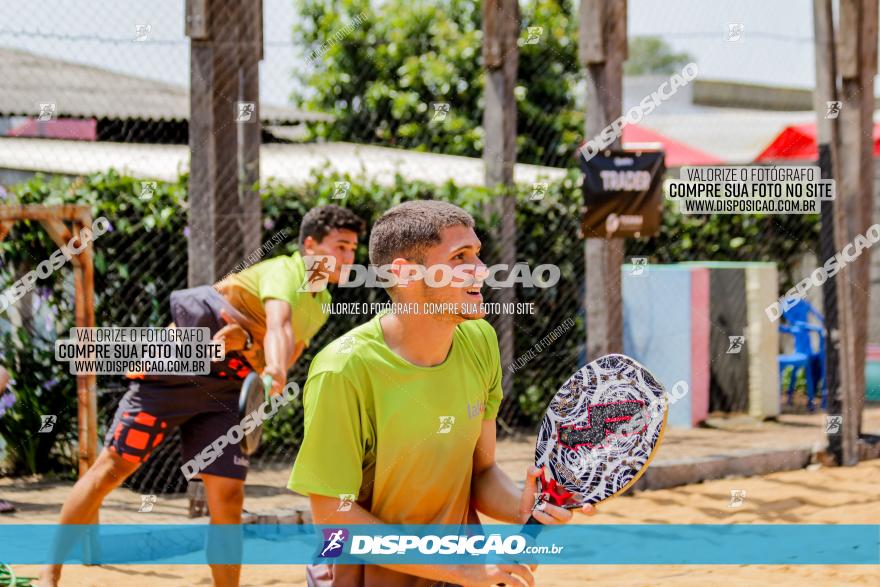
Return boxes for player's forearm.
[290,340,305,366]
[263,322,294,373]
[471,463,523,524]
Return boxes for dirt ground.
[4,458,879,586]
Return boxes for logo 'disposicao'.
[319,528,349,558]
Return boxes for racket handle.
[518,514,544,542]
[491,516,543,585]
[493,517,543,586]
[261,374,274,398]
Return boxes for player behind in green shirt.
[42,205,365,587]
[289,200,596,587]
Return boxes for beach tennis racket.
[238,372,273,455]
[527,353,667,523]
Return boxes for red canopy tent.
[754,122,880,162]
[621,124,724,167]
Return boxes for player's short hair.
[299,205,365,246]
[368,200,475,266]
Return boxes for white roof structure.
[623,75,816,164]
[0,138,566,187]
[0,47,328,124]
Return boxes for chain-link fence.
[0,174,823,495]
[83,189,821,495]
[0,1,836,496]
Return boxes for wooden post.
[38,212,98,475]
[580,0,627,359]
[831,0,877,465]
[238,0,263,257]
[813,0,844,462]
[70,219,98,477]
[483,0,519,401]
[186,0,263,286]
[1,206,98,476]
[851,0,877,438]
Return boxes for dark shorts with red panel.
[105,373,252,479]
[103,286,256,481]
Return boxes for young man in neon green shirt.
[42,205,364,587]
[289,200,595,587]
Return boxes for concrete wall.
[692,79,880,112]
[693,80,814,111]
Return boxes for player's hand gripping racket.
[238,372,274,455]
[526,353,667,523]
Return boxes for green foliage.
[624,36,694,76]
[292,0,582,167]
[2,172,190,328]
[517,0,582,166]
[0,328,77,476]
[291,6,698,167]
[0,172,188,474]
[629,199,821,293]
[780,365,808,396]
[0,170,819,469]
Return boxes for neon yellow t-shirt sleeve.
[288,371,364,498]
[255,256,328,348]
[257,262,302,308]
[481,321,503,421]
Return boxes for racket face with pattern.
[533,353,667,508]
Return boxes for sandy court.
[6,408,879,524]
[4,458,879,586]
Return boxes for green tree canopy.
[624,36,694,76]
[292,0,583,167]
[292,4,695,167]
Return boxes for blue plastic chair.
[778,299,827,411]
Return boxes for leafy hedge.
[0,173,188,475]
[0,170,819,474]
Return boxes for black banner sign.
[578,149,665,238]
